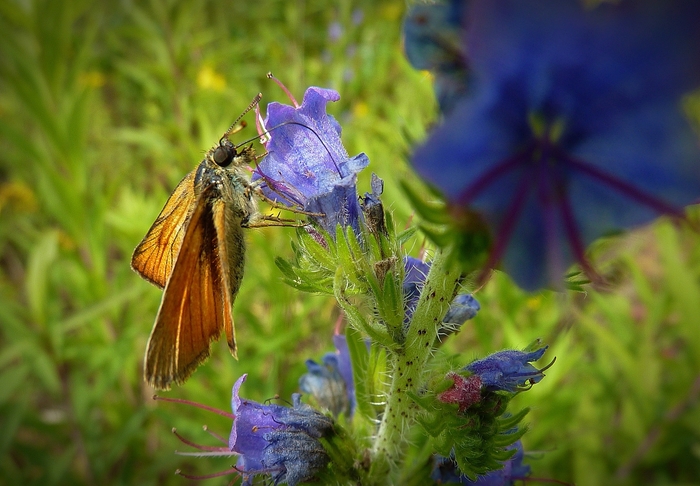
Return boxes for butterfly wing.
[211,196,238,359]
[131,169,197,289]
[143,187,235,390]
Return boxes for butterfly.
[132,96,262,390]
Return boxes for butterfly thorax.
[195,142,257,219]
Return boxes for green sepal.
[334,225,366,293]
[493,424,527,448]
[383,209,397,240]
[334,267,393,348]
[274,255,300,282]
[497,407,530,431]
[317,419,363,484]
[396,225,418,246]
[345,224,372,287]
[274,256,333,293]
[564,269,590,292]
[298,227,337,270]
[523,338,546,353]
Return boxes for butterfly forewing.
[132,170,197,288]
[144,186,234,390]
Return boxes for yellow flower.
[79,70,106,88]
[196,65,226,92]
[0,181,38,214]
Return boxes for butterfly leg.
[246,184,324,218]
[243,215,308,229]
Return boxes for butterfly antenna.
[221,93,263,142]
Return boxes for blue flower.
[442,293,481,326]
[409,0,700,290]
[432,440,530,485]
[403,256,432,322]
[299,334,356,417]
[230,374,333,486]
[465,347,549,393]
[253,85,370,235]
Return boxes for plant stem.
[368,247,461,484]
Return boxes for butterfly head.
[213,140,236,167]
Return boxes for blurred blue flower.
[465,347,548,393]
[299,334,356,417]
[409,0,700,290]
[254,86,370,235]
[328,21,343,42]
[351,9,363,26]
[432,440,530,485]
[403,1,470,113]
[230,374,333,486]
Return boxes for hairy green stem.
[368,247,461,483]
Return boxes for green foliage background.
[0,1,698,485]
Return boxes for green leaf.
[25,230,59,327]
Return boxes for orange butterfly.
[132,96,261,390]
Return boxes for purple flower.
[299,334,356,417]
[254,85,369,236]
[408,0,700,290]
[432,440,530,485]
[465,347,549,393]
[230,374,333,486]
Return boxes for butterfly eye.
[213,145,234,167]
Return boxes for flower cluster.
[159,73,551,485]
[160,374,334,486]
[410,344,549,480]
[405,0,700,290]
